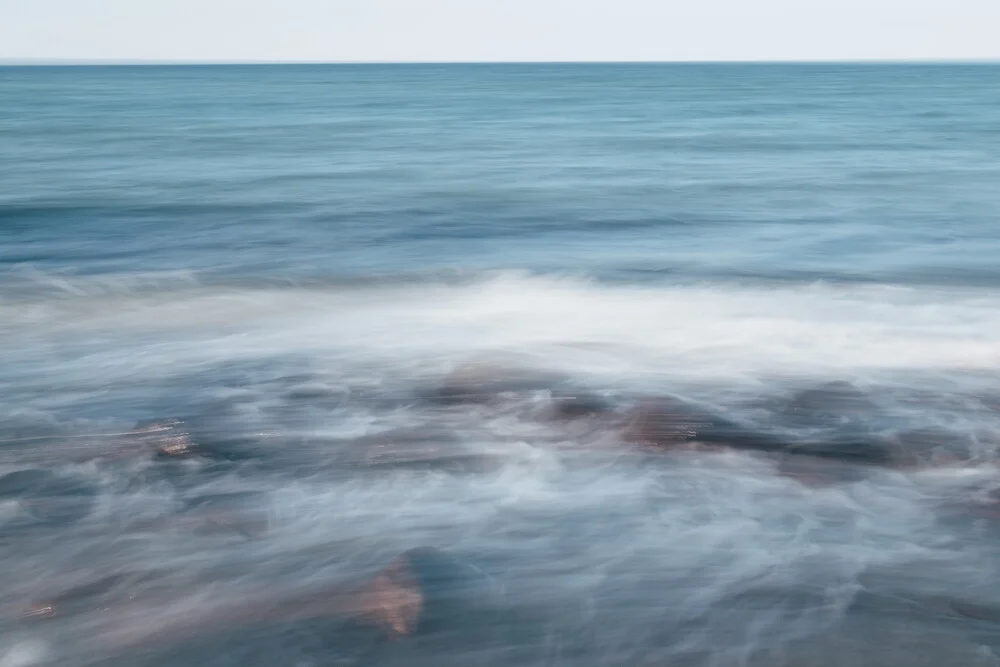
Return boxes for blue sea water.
[4,64,1000,283]
[2,64,1000,666]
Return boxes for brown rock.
[131,419,200,458]
[622,395,896,464]
[90,547,495,651]
[784,436,897,465]
[429,360,568,405]
[888,427,975,467]
[350,427,508,474]
[623,396,712,448]
[775,455,870,487]
[350,546,495,639]
[622,396,785,453]
[356,552,425,639]
[21,570,168,621]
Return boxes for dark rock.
[427,361,569,405]
[770,615,1000,667]
[185,493,270,539]
[131,419,201,459]
[888,427,976,466]
[784,436,897,465]
[782,380,875,427]
[775,455,871,486]
[22,571,165,621]
[351,426,461,450]
[364,449,508,474]
[622,396,786,453]
[123,493,270,540]
[188,511,269,540]
[350,427,508,474]
[182,491,265,511]
[181,492,270,539]
[945,598,1000,623]
[547,392,612,420]
[94,547,498,652]
[283,384,342,401]
[622,396,713,448]
[622,395,898,466]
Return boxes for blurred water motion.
[2,63,1000,666]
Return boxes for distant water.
[3,64,1000,667]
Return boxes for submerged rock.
[351,547,498,639]
[782,380,875,427]
[887,426,979,466]
[775,455,871,486]
[427,361,569,405]
[350,427,508,474]
[547,391,612,420]
[124,492,270,540]
[181,492,270,539]
[622,395,786,453]
[622,395,897,465]
[283,383,346,402]
[354,551,425,639]
[92,547,498,652]
[131,418,200,459]
[784,436,897,465]
[22,571,165,621]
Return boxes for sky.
[1,0,999,63]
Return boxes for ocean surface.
[2,63,1000,666]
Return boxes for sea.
[2,63,1000,666]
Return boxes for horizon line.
[2,57,1000,67]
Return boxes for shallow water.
[2,63,1000,666]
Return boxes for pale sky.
[2,0,999,63]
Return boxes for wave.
[2,268,998,374]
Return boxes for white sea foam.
[1,272,998,385]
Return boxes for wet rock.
[351,427,508,474]
[888,426,977,466]
[22,571,165,621]
[351,547,498,639]
[622,395,786,453]
[353,552,424,639]
[622,396,713,448]
[125,492,270,540]
[352,426,461,450]
[775,455,871,486]
[782,380,875,427]
[784,436,897,465]
[427,361,569,405]
[180,492,270,539]
[364,448,509,474]
[770,615,1000,667]
[945,598,1000,623]
[95,547,499,652]
[283,383,344,401]
[622,395,898,465]
[184,493,270,540]
[547,391,612,420]
[131,418,201,459]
